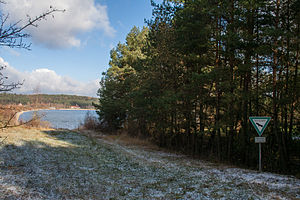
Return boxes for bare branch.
[1,116,38,129]
[0,136,7,145]
[0,110,17,129]
[0,65,23,92]
[0,5,65,50]
[0,108,46,130]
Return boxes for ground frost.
[0,128,299,199]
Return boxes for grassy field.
[0,128,299,199]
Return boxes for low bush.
[21,112,51,129]
[81,111,100,130]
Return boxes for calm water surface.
[19,110,97,129]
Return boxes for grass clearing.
[1,128,299,199]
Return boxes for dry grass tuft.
[81,129,159,151]
[107,133,156,148]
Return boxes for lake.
[19,110,98,130]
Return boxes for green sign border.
[249,116,271,136]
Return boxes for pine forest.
[95,0,300,174]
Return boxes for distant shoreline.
[15,108,96,124]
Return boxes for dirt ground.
[1,128,299,199]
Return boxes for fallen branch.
[0,136,7,145]
[0,111,45,130]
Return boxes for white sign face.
[255,137,266,143]
[252,119,268,132]
[249,117,271,136]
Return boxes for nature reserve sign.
[249,116,271,172]
[249,117,271,136]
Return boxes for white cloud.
[0,57,99,97]
[1,0,115,48]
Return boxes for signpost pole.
[259,143,261,172]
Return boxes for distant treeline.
[95,0,300,174]
[0,93,97,108]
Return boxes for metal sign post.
[259,142,262,172]
[250,117,271,172]
[255,137,266,172]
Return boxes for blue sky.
[0,0,157,97]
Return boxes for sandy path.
[14,111,25,125]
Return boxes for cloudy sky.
[0,0,155,97]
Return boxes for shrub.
[81,111,100,130]
[22,111,51,129]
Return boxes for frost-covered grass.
[0,128,299,199]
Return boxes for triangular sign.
[249,117,271,136]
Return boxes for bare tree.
[32,84,41,106]
[0,1,65,129]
